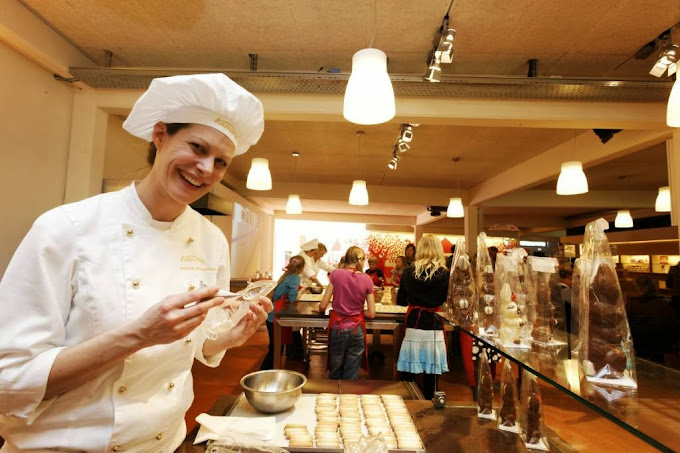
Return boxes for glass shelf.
[456,326,680,452]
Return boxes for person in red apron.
[396,235,450,400]
[260,255,305,370]
[319,246,376,379]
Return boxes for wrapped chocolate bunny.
[446,237,477,329]
[476,349,496,419]
[496,254,525,348]
[497,359,520,433]
[577,218,637,388]
[519,369,549,450]
[527,256,566,345]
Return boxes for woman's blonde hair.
[344,246,366,269]
[413,235,446,280]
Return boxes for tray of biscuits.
[227,392,425,452]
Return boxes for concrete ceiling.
[17,0,677,233]
[21,0,679,79]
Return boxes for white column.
[64,89,109,203]
[666,132,680,230]
[464,206,482,252]
[414,224,425,245]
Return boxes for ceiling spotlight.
[397,140,410,153]
[424,56,442,82]
[400,125,414,143]
[650,44,679,77]
[435,28,455,64]
[387,152,400,170]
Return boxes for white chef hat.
[301,239,319,251]
[122,73,264,156]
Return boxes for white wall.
[0,42,75,276]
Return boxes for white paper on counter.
[299,293,323,301]
[194,413,276,444]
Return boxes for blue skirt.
[397,328,449,374]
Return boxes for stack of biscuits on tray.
[284,393,423,450]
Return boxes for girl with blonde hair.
[320,246,376,379]
[396,235,450,399]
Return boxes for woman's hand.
[131,286,225,347]
[203,296,272,354]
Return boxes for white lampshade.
[246,158,272,190]
[655,186,671,212]
[556,161,588,195]
[286,194,302,214]
[446,197,464,218]
[614,210,633,228]
[343,48,395,125]
[667,78,680,127]
[349,180,369,206]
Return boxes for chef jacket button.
[156,432,163,440]
[188,284,195,291]
[132,280,140,289]
[168,382,175,390]
[187,237,194,244]
[185,337,192,344]
[112,447,121,452]
[118,386,127,394]
[126,228,134,237]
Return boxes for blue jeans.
[328,326,365,379]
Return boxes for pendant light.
[655,186,671,212]
[614,210,634,228]
[556,133,588,195]
[286,194,302,215]
[246,158,272,190]
[349,131,369,206]
[447,157,464,218]
[556,161,588,195]
[286,152,302,214]
[349,180,369,206]
[343,0,395,125]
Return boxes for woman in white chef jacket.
[0,74,273,453]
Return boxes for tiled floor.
[186,328,475,429]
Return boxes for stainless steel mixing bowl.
[240,370,307,414]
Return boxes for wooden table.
[273,302,406,371]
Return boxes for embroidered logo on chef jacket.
[180,255,217,272]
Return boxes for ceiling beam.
[93,90,667,131]
[469,129,672,206]
[274,211,414,226]
[0,0,93,86]
[484,190,657,209]
[240,182,465,206]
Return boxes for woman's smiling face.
[151,122,235,206]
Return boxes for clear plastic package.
[527,257,566,345]
[204,280,278,340]
[476,349,496,419]
[496,254,525,348]
[519,369,549,451]
[576,218,637,388]
[446,237,477,329]
[497,359,519,433]
[477,233,499,337]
